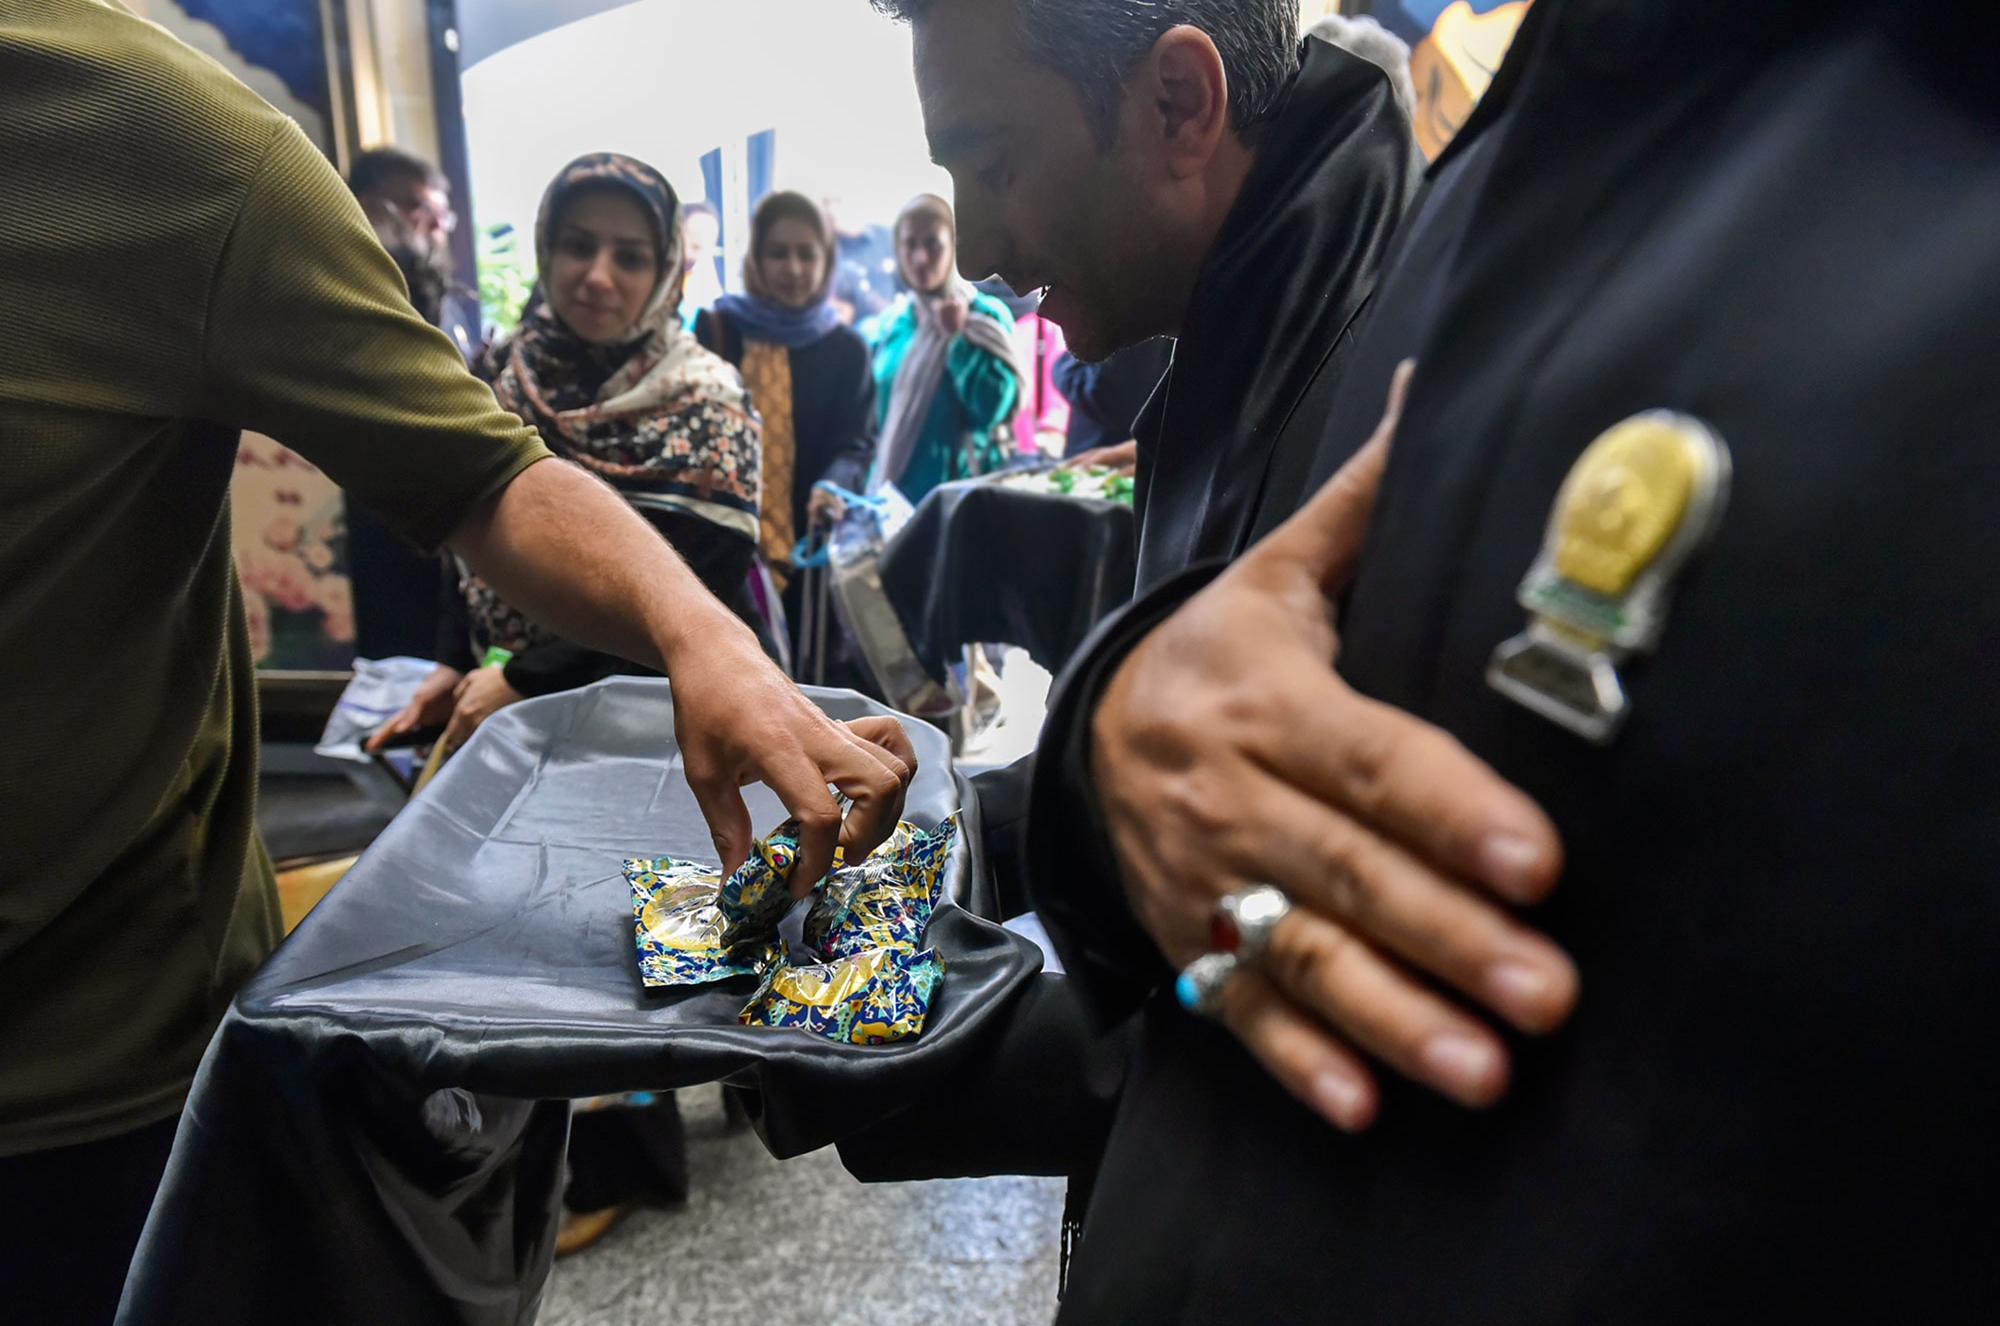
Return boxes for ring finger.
[1213,778,1577,1035]
[1251,901,1512,1109]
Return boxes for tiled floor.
[537,1086,1064,1326]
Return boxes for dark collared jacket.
[1031,0,2000,1320]
[842,33,1415,1188]
[1126,34,1414,593]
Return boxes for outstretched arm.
[449,457,917,881]
[196,121,915,882]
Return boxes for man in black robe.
[1029,0,2000,1318]
[841,0,1581,1210]
[858,0,1415,925]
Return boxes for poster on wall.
[120,0,336,154]
[234,436,356,671]
[1371,0,1531,159]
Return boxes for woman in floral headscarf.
[376,152,768,1256]
[374,152,769,755]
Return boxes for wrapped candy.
[853,819,918,863]
[625,858,779,989]
[627,814,956,1042]
[803,816,958,961]
[738,946,945,1045]
[716,815,932,951]
[715,819,807,949]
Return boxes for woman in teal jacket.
[871,194,1023,504]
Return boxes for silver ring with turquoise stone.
[1175,951,1241,1021]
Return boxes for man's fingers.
[1220,969,1380,1133]
[1254,906,1513,1109]
[685,756,757,879]
[812,722,914,877]
[757,744,846,891]
[1255,359,1412,593]
[1216,777,1577,1035]
[1255,686,1564,906]
[1370,359,1416,455]
[843,716,919,781]
[365,712,408,753]
[439,708,476,758]
[683,708,914,892]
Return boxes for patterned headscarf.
[465,153,763,654]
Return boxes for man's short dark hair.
[347,146,445,200]
[874,0,1300,143]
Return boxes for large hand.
[443,458,918,895]
[1090,363,1577,1132]
[668,627,918,889]
[366,664,463,752]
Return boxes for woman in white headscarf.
[869,194,1023,505]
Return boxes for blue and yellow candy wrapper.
[803,816,958,961]
[738,946,945,1045]
[852,819,918,865]
[629,814,953,1039]
[625,858,780,988]
[715,819,808,949]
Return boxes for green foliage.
[477,222,536,337]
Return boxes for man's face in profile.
[912,0,1181,362]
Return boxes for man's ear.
[1149,26,1232,179]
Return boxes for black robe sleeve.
[1023,561,1228,1016]
[501,640,626,699]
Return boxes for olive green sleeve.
[192,121,552,552]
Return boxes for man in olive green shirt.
[0,3,915,1319]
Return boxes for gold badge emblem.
[1487,412,1731,744]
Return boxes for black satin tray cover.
[118,679,1040,1326]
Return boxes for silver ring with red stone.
[1210,884,1293,963]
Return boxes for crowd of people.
[5,0,1999,1322]
[358,158,1051,761]
[355,100,1058,1256]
